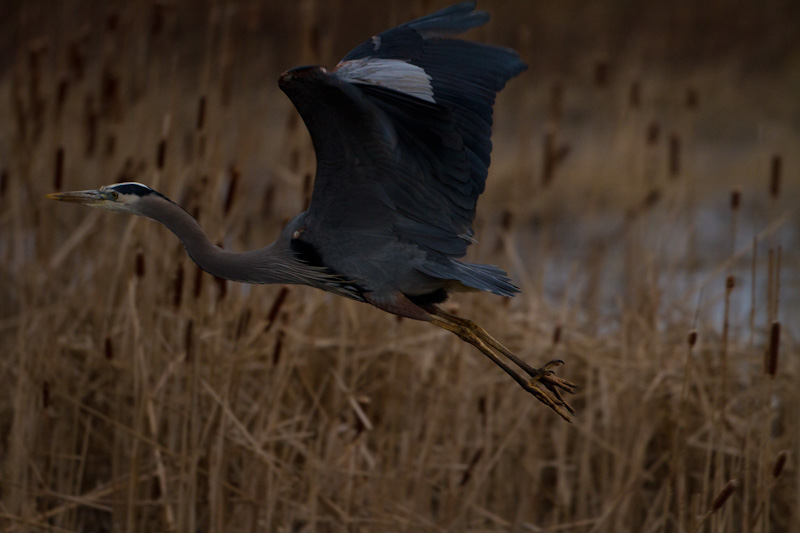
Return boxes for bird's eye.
[110,191,119,200]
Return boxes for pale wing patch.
[335,58,435,103]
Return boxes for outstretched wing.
[279,1,525,292]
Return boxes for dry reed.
[1,1,798,532]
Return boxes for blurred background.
[1,1,798,531]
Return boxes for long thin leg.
[430,308,576,421]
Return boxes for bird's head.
[46,182,165,215]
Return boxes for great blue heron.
[48,1,576,420]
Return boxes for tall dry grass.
[1,1,798,531]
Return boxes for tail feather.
[417,259,519,298]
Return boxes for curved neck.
[138,197,294,284]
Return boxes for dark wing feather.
[278,2,524,297]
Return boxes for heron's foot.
[520,359,576,422]
[429,308,578,422]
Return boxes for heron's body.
[48,2,576,420]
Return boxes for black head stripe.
[109,182,169,201]
[110,183,153,196]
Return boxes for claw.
[429,309,578,421]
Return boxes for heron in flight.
[48,2,576,420]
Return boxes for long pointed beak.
[46,189,107,204]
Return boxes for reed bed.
[1,1,798,531]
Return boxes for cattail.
[84,95,97,156]
[730,188,741,210]
[150,1,165,36]
[687,329,698,347]
[105,134,116,157]
[215,276,226,302]
[772,450,788,479]
[0,168,7,198]
[236,308,251,339]
[196,95,206,131]
[104,336,114,360]
[68,42,85,80]
[629,80,641,109]
[542,132,556,185]
[172,264,184,308]
[646,121,660,146]
[669,134,680,177]
[459,448,484,486]
[765,321,780,377]
[593,61,609,88]
[223,164,239,215]
[710,479,738,513]
[552,325,562,345]
[193,265,203,298]
[685,87,698,110]
[156,139,166,170]
[262,184,275,216]
[643,188,661,209]
[101,67,119,119]
[106,13,119,33]
[54,146,64,190]
[725,275,735,291]
[135,250,145,278]
[549,83,563,120]
[56,77,69,117]
[500,210,513,231]
[185,320,193,362]
[272,330,284,366]
[265,287,289,331]
[770,155,781,199]
[42,381,50,408]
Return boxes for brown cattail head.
[687,329,698,347]
[265,287,289,332]
[272,330,284,366]
[54,146,64,190]
[770,155,781,199]
[236,308,251,340]
[593,61,609,88]
[135,250,145,278]
[215,275,227,303]
[552,324,562,345]
[224,164,239,215]
[173,264,184,308]
[725,275,735,291]
[500,210,513,231]
[42,381,50,408]
[710,479,739,513]
[56,77,69,117]
[629,80,641,109]
[730,188,741,210]
[84,95,97,156]
[156,139,166,170]
[772,450,788,479]
[646,121,660,146]
[196,95,206,131]
[0,168,7,198]
[668,135,680,177]
[685,87,698,110]
[185,320,194,362]
[104,336,113,360]
[193,265,203,299]
[549,83,563,120]
[105,134,116,157]
[765,320,780,377]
